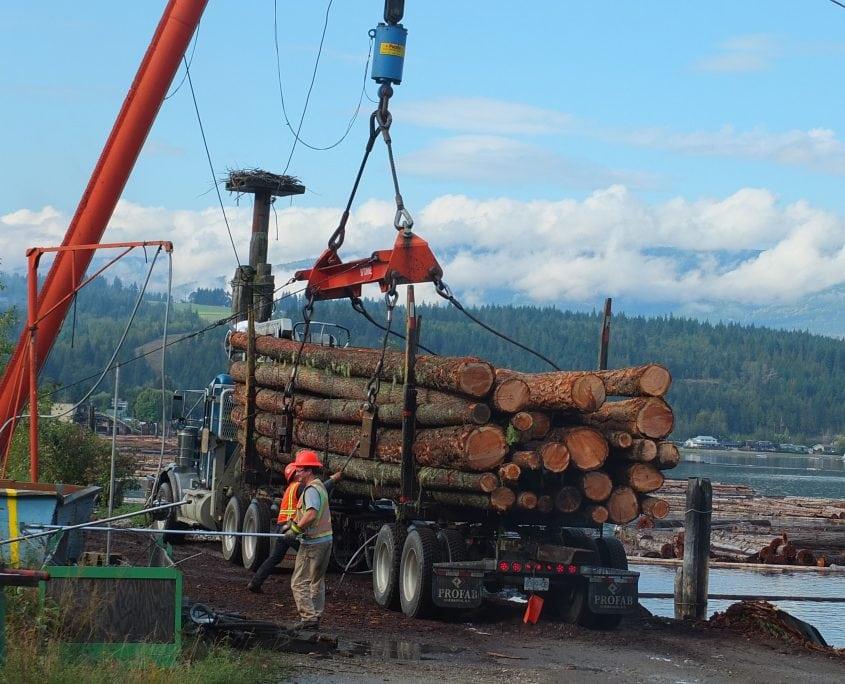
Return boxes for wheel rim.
[401,546,419,602]
[375,539,390,594]
[243,514,256,561]
[222,505,237,555]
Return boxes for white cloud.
[695,34,777,73]
[402,135,652,189]
[397,97,573,135]
[4,187,845,308]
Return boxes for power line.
[164,20,201,100]
[183,55,242,268]
[829,0,845,9]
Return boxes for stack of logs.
[228,332,677,525]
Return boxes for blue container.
[371,23,408,84]
[0,481,101,568]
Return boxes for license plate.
[523,576,549,591]
[588,575,637,614]
[432,573,483,609]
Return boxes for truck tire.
[373,523,406,610]
[152,482,183,545]
[399,526,440,619]
[588,536,629,630]
[437,529,468,563]
[550,530,599,625]
[221,495,248,565]
[241,499,272,572]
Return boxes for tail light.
[512,562,522,573]
[498,561,510,572]
[555,564,565,574]
[567,564,578,574]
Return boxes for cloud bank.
[3,187,845,308]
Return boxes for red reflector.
[512,562,522,573]
[524,562,533,572]
[498,561,510,572]
[555,564,565,574]
[567,564,578,574]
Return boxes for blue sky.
[3,1,845,327]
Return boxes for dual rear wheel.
[221,496,272,570]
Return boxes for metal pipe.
[106,364,120,559]
[26,525,291,539]
[27,250,39,482]
[0,498,187,546]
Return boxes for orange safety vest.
[295,480,332,541]
[277,481,301,524]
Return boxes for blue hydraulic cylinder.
[371,23,408,84]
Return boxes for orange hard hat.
[293,449,323,469]
[284,463,297,481]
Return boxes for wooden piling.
[676,477,712,619]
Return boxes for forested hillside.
[2,275,843,442]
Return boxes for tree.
[133,387,172,422]
[0,268,16,374]
[189,287,230,306]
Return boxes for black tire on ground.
[436,529,468,563]
[152,482,183,545]
[242,499,272,572]
[221,495,249,565]
[588,536,629,630]
[549,530,599,624]
[373,523,407,610]
[399,526,440,619]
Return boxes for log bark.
[510,450,541,471]
[578,471,613,503]
[233,383,491,427]
[554,486,583,513]
[332,479,509,511]
[255,440,501,495]
[606,486,640,524]
[536,495,554,514]
[540,441,570,473]
[492,369,605,413]
[435,488,515,512]
[578,397,674,439]
[547,427,608,472]
[229,332,495,398]
[655,441,681,470]
[640,495,670,519]
[498,463,521,485]
[583,505,609,524]
[612,463,665,494]
[605,431,633,449]
[611,438,657,463]
[596,364,672,397]
[515,491,538,511]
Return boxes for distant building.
[48,403,76,423]
[683,435,720,449]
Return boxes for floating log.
[640,495,670,519]
[611,438,657,463]
[515,491,538,511]
[229,332,495,398]
[578,398,674,439]
[510,450,541,471]
[540,441,570,473]
[232,383,490,427]
[605,431,634,449]
[555,486,583,514]
[498,463,521,485]
[547,427,608,472]
[583,505,609,524]
[612,463,665,494]
[595,364,671,397]
[492,369,605,413]
[577,471,613,503]
[606,486,640,524]
[654,441,680,470]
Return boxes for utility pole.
[106,364,120,561]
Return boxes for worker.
[283,449,335,630]
[248,460,341,594]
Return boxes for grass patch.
[94,500,144,519]
[174,303,230,322]
[2,587,292,684]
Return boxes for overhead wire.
[183,55,242,268]
[163,19,201,100]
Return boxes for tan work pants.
[291,540,332,621]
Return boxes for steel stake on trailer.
[399,285,419,516]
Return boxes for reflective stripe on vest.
[296,480,332,540]
[277,482,301,523]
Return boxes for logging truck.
[150,315,640,630]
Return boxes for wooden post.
[677,477,712,619]
[400,286,419,510]
[597,297,612,371]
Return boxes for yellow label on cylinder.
[379,42,405,57]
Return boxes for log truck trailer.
[0,0,639,627]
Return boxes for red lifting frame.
[294,231,443,301]
[0,0,207,464]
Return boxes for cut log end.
[640,364,672,397]
[515,491,538,511]
[536,495,554,514]
[637,399,674,439]
[579,470,613,503]
[540,442,570,473]
[494,377,530,413]
[584,505,609,524]
[606,431,634,449]
[655,441,680,470]
[606,486,640,524]
[555,486,582,514]
[564,427,609,472]
[572,374,606,412]
[464,426,508,471]
[459,361,497,398]
[510,412,534,432]
[490,487,517,512]
[469,403,493,425]
[498,463,521,485]
[639,495,670,519]
[510,450,541,471]
[477,472,500,494]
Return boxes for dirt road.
[101,532,843,683]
